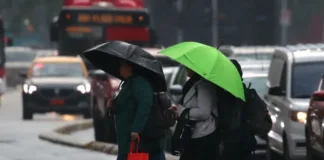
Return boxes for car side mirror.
[268,86,285,96]
[169,84,183,95]
[19,72,27,79]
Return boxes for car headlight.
[290,111,307,124]
[23,84,37,94]
[76,83,91,94]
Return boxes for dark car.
[89,69,120,143]
[20,56,91,120]
[305,76,324,160]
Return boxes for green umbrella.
[160,42,245,101]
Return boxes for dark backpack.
[216,83,272,157]
[140,92,177,139]
[242,83,272,138]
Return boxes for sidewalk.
[72,128,94,143]
[39,120,179,160]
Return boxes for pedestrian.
[160,42,247,160]
[110,61,166,160]
[170,67,220,160]
[81,41,170,160]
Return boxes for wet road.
[0,90,117,160]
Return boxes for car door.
[266,56,287,151]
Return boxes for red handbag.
[127,137,149,160]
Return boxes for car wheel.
[93,118,107,142]
[306,135,320,160]
[266,140,282,160]
[283,136,292,160]
[22,107,33,120]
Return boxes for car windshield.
[31,62,84,77]
[292,62,324,98]
[234,53,273,61]
[243,76,267,98]
[6,51,37,62]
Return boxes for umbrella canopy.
[160,42,245,101]
[81,41,167,92]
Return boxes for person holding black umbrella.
[81,41,167,160]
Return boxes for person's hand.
[169,105,179,118]
[168,105,178,112]
[131,132,139,141]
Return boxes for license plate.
[50,99,65,105]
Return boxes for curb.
[39,120,180,160]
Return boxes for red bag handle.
[129,136,140,153]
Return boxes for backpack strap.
[247,82,252,89]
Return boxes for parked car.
[305,76,324,160]
[219,45,276,60]
[20,56,91,120]
[89,69,120,143]
[265,44,324,160]
[5,47,37,87]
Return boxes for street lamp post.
[211,0,218,47]
[176,0,183,43]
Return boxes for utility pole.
[280,0,289,45]
[211,0,218,47]
[176,0,183,43]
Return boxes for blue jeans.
[117,150,166,160]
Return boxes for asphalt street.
[0,90,117,160]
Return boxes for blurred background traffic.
[0,0,324,160]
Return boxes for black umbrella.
[80,41,167,92]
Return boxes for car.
[219,45,276,61]
[5,47,37,87]
[89,69,120,143]
[305,76,324,160]
[265,44,324,160]
[19,56,91,120]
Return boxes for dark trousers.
[180,131,220,160]
[116,150,166,160]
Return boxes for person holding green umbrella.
[161,42,246,160]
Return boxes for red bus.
[50,0,156,61]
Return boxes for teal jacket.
[114,75,163,156]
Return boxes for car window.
[31,62,84,77]
[291,62,324,98]
[6,51,37,62]
[244,76,267,98]
[173,67,187,86]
